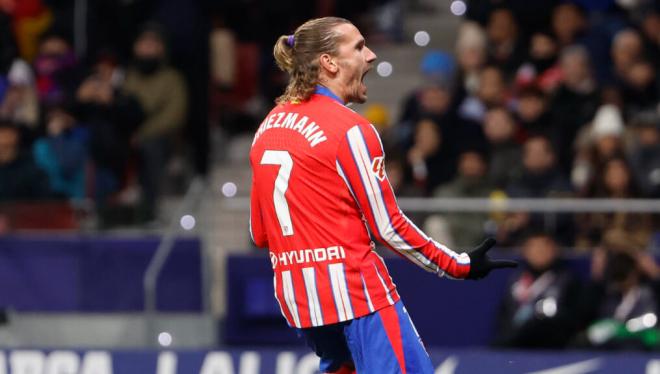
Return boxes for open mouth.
[361,68,371,82]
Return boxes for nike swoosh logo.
[526,358,602,374]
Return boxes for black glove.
[466,238,517,280]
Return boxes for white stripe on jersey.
[281,271,301,328]
[432,239,470,265]
[302,267,324,327]
[346,126,437,272]
[248,209,255,244]
[336,160,359,203]
[373,263,395,305]
[329,263,354,321]
[360,274,375,313]
[273,274,288,325]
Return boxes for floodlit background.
[1,0,660,372]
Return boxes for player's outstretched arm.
[465,238,518,280]
[336,123,472,278]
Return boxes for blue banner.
[1,348,659,374]
[0,236,202,311]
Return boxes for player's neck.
[317,82,346,104]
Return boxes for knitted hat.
[591,104,624,139]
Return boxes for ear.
[319,53,338,74]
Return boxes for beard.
[345,71,369,104]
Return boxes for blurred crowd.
[0,0,205,228]
[369,0,660,251]
[494,230,660,351]
[0,0,395,230]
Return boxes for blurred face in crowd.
[625,61,655,89]
[642,13,660,43]
[46,109,75,136]
[523,235,558,272]
[523,137,555,173]
[552,3,585,45]
[637,126,659,146]
[612,29,643,71]
[603,158,631,196]
[457,44,486,73]
[35,35,74,76]
[413,119,441,157]
[39,36,70,57]
[134,31,165,60]
[484,107,515,144]
[419,85,450,115]
[477,66,505,105]
[518,92,546,122]
[531,33,557,61]
[560,48,591,88]
[325,23,377,104]
[595,135,622,160]
[458,151,486,179]
[0,126,19,165]
[487,9,517,44]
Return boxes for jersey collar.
[315,85,344,105]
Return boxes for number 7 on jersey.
[260,150,294,236]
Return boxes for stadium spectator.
[406,118,454,193]
[514,85,555,141]
[514,31,562,93]
[494,232,579,348]
[0,58,39,134]
[609,29,644,85]
[485,7,526,78]
[618,59,658,117]
[32,104,88,199]
[640,10,660,67]
[123,23,188,222]
[628,112,660,198]
[458,65,508,123]
[551,3,588,48]
[502,135,574,246]
[0,120,52,201]
[427,150,493,250]
[608,29,658,116]
[482,106,521,189]
[398,50,455,126]
[453,22,487,104]
[575,157,653,250]
[75,52,144,204]
[550,45,599,173]
[32,32,80,106]
[572,104,626,195]
[575,233,659,349]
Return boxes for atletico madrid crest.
[371,156,386,181]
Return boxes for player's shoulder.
[312,97,372,134]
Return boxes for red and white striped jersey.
[249,90,470,328]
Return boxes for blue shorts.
[298,301,433,374]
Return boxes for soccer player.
[249,17,517,374]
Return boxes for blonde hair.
[273,17,351,104]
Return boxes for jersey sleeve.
[335,123,471,279]
[249,175,268,248]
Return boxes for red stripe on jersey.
[373,255,400,301]
[291,268,312,327]
[274,271,295,327]
[344,264,371,317]
[377,304,407,374]
[314,264,339,325]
